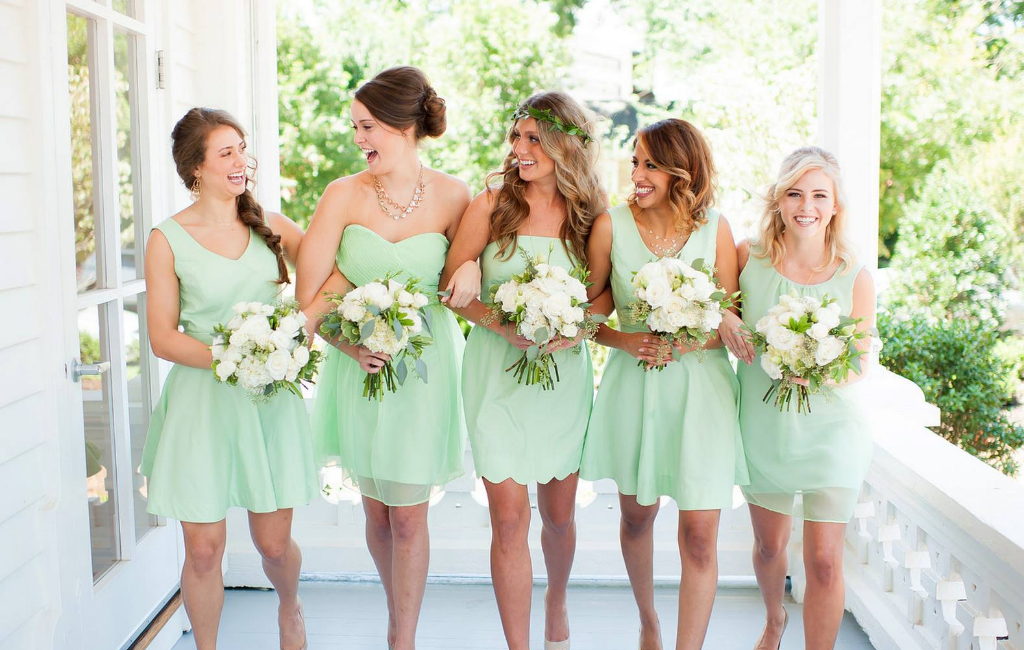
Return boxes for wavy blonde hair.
[628,118,716,235]
[753,146,856,273]
[485,92,606,264]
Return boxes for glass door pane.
[80,303,120,580]
[114,28,140,282]
[125,292,158,539]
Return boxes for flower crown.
[511,105,594,145]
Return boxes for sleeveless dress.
[141,219,318,523]
[738,254,872,523]
[580,205,748,509]
[463,236,594,484]
[311,224,465,507]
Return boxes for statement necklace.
[373,165,425,220]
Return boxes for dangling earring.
[190,176,202,201]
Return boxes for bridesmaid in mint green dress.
[143,108,314,650]
[295,67,479,650]
[440,92,607,650]
[581,119,748,650]
[718,147,875,650]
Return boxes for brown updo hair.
[354,66,446,140]
[628,118,717,236]
[170,107,289,284]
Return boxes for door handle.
[71,359,111,382]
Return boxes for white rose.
[643,277,671,308]
[413,292,429,308]
[361,282,391,308]
[266,349,293,381]
[534,263,551,277]
[777,311,799,327]
[814,336,845,366]
[680,305,701,328]
[232,302,248,315]
[767,326,800,352]
[341,302,367,322]
[663,294,686,314]
[247,301,264,314]
[278,315,301,337]
[285,363,299,383]
[693,277,716,301]
[549,266,570,281]
[211,337,225,360]
[668,310,687,330]
[270,329,295,352]
[560,322,579,338]
[224,347,243,363]
[808,322,832,341]
[397,290,415,307]
[755,315,775,335]
[227,315,243,330]
[259,304,275,316]
[761,355,783,380]
[229,330,249,347]
[701,309,723,331]
[215,360,237,380]
[402,309,423,334]
[292,345,310,366]
[542,293,572,320]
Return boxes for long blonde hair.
[485,92,606,264]
[628,118,716,236]
[753,146,856,273]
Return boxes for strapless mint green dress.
[738,255,872,522]
[141,219,318,523]
[580,205,748,508]
[463,236,594,484]
[311,224,466,506]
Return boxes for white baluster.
[878,518,901,568]
[936,578,967,636]
[575,479,597,508]
[470,475,489,508]
[854,500,875,540]
[974,613,1008,650]
[904,549,931,598]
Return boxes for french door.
[60,0,181,647]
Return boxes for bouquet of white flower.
[744,292,867,413]
[626,257,736,370]
[486,246,601,390]
[211,300,321,402]
[320,274,433,401]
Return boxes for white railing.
[826,368,1024,650]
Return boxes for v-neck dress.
[580,204,748,508]
[311,224,466,507]
[141,218,318,523]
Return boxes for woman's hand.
[720,310,754,364]
[491,323,533,350]
[346,345,391,374]
[546,331,586,354]
[617,332,673,370]
[441,259,481,308]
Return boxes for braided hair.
[170,107,289,284]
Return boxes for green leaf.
[396,359,408,385]
[415,358,428,383]
[359,319,376,342]
[393,318,404,341]
[526,345,540,361]
[534,327,548,343]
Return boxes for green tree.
[277,0,571,226]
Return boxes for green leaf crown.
[511,105,594,145]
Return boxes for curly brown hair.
[170,107,289,284]
[628,118,717,236]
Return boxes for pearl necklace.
[373,165,425,220]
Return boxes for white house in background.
[3,1,1023,650]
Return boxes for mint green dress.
[311,224,465,506]
[463,236,594,484]
[141,219,318,523]
[580,206,748,509]
[738,255,871,523]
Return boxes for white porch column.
[248,0,282,213]
[817,0,882,270]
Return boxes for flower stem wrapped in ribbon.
[484,245,604,390]
[211,300,321,403]
[626,257,738,371]
[320,273,434,401]
[743,292,869,413]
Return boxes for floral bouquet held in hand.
[211,300,321,403]
[485,246,603,390]
[626,257,738,371]
[320,275,433,401]
[744,292,868,414]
